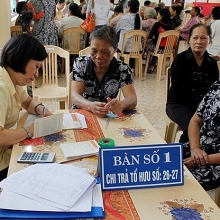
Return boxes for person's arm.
[71,80,108,117]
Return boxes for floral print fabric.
[184,81,220,190]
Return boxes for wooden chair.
[164,67,182,143]
[117,30,147,81]
[10,25,22,37]
[32,45,70,108]
[62,27,87,56]
[144,30,180,81]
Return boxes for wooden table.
[8,109,220,220]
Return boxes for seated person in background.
[15,1,33,33]
[58,3,84,38]
[184,81,220,191]
[180,6,200,40]
[109,4,124,29]
[139,6,145,20]
[207,7,220,58]
[166,24,219,144]
[155,2,165,14]
[145,8,175,73]
[71,25,137,118]
[169,4,182,29]
[54,0,66,21]
[142,7,157,34]
[0,34,52,181]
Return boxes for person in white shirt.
[207,7,220,57]
[86,0,111,27]
[58,3,84,38]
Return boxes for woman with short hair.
[71,25,137,117]
[0,34,52,181]
[166,24,219,144]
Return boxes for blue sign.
[99,143,183,190]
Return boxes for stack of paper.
[60,140,100,159]
[0,164,104,218]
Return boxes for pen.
[42,106,46,117]
[105,117,110,129]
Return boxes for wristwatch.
[23,127,33,138]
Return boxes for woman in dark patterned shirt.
[71,25,137,118]
[184,82,220,190]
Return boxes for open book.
[23,113,86,139]
[60,140,100,160]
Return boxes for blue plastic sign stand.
[99,143,183,190]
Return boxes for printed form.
[0,164,96,211]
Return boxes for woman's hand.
[190,148,208,166]
[184,157,199,169]
[105,97,123,115]
[89,101,109,118]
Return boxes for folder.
[0,207,104,219]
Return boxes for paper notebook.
[60,140,100,159]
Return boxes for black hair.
[159,9,171,24]
[192,6,201,16]
[114,4,124,13]
[16,1,26,14]
[212,7,220,20]
[144,1,151,6]
[171,4,182,15]
[69,3,81,17]
[89,25,118,49]
[0,34,47,74]
[189,23,212,42]
[128,0,141,29]
[55,0,65,4]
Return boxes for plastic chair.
[144,30,180,81]
[79,46,91,56]
[10,25,22,37]
[117,30,147,81]
[62,27,87,56]
[32,45,70,108]
[164,67,182,143]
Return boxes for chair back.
[121,30,147,58]
[62,27,87,55]
[166,67,171,101]
[218,61,220,72]
[10,25,22,37]
[154,30,180,57]
[79,46,91,56]
[69,72,73,108]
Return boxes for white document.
[0,164,96,211]
[62,113,82,130]
[0,184,103,212]
[76,113,88,129]
[60,140,100,159]
[33,113,63,138]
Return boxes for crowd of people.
[3,0,220,191]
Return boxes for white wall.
[0,0,11,47]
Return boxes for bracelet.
[22,127,33,138]
[35,103,44,115]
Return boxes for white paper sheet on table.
[0,183,106,213]
[0,164,96,211]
